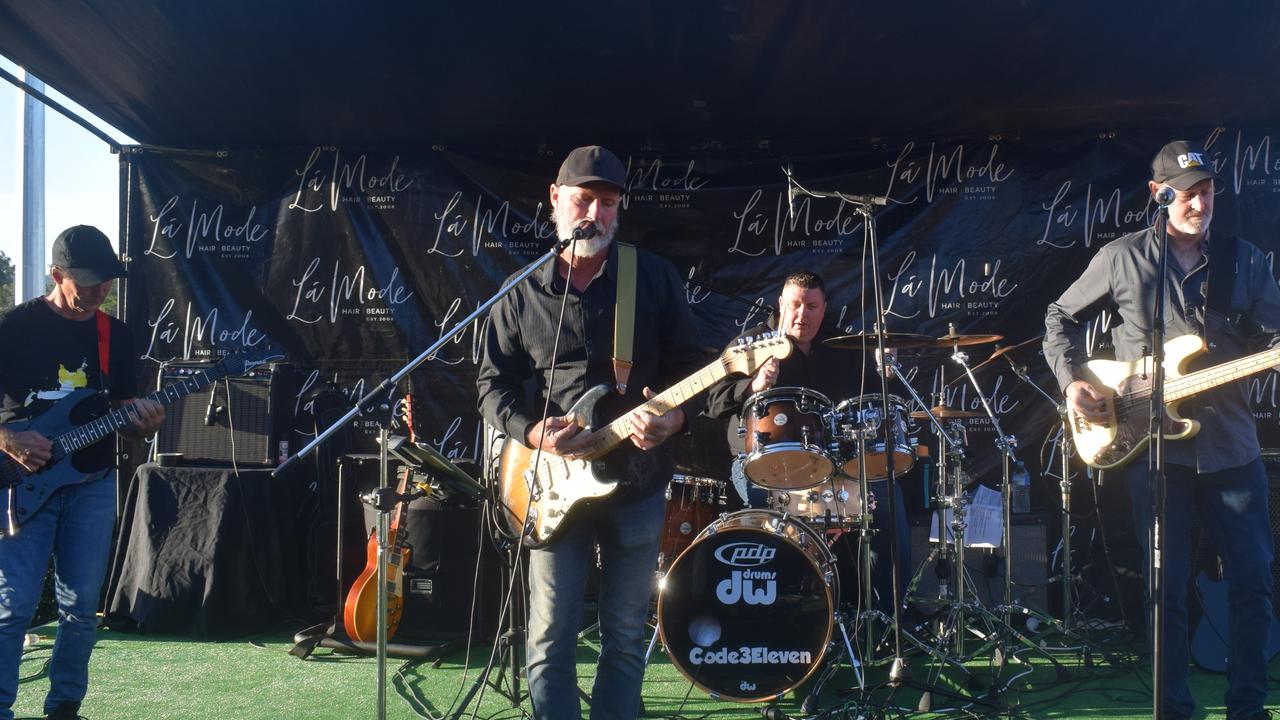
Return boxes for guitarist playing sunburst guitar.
[1045,141,1280,720]
[476,146,710,720]
[0,226,165,720]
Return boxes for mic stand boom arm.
[276,236,577,478]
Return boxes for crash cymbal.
[909,405,983,419]
[824,332,938,350]
[965,335,1045,375]
[932,328,1004,347]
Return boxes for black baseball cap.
[51,225,127,285]
[556,145,626,191]
[1152,140,1218,190]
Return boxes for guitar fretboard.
[1166,347,1280,401]
[56,368,227,454]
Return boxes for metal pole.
[17,70,45,303]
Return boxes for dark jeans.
[1121,455,1274,719]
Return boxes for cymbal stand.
[950,347,1074,679]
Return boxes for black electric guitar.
[1068,335,1280,470]
[497,333,791,546]
[0,352,279,529]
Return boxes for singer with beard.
[477,145,706,720]
[1044,140,1280,720]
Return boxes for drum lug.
[754,431,770,445]
[737,422,746,438]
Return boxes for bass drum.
[657,510,838,702]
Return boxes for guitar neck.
[1167,347,1280,402]
[57,367,229,453]
[580,360,729,458]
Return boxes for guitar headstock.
[212,350,286,379]
[721,332,793,376]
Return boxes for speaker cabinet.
[908,512,1051,616]
[156,361,294,466]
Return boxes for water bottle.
[1010,460,1031,513]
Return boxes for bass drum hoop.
[657,509,837,702]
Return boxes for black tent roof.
[1,2,1278,150]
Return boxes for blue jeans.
[525,490,664,720]
[0,474,117,718]
[1121,457,1274,719]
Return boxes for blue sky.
[1,54,133,300]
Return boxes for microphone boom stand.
[1148,199,1172,720]
[275,235,580,720]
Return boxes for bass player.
[1043,140,1280,720]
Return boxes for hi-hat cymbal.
[909,405,983,419]
[824,332,938,350]
[932,329,1004,347]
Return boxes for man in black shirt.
[0,226,164,720]
[476,146,706,720]
[1045,140,1280,720]
[706,270,911,614]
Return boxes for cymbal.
[824,332,938,350]
[909,405,983,419]
[932,329,1004,347]
[967,335,1044,375]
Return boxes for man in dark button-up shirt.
[1044,140,1280,720]
[476,145,706,720]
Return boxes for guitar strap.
[96,310,111,393]
[613,243,637,395]
[1203,234,1239,349]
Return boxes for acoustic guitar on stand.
[1068,334,1280,470]
[497,333,792,547]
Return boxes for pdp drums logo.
[714,542,777,606]
[713,543,776,567]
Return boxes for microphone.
[839,193,889,206]
[784,163,798,222]
[571,221,598,241]
[1154,184,1176,207]
[204,384,222,426]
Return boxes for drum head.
[658,516,834,702]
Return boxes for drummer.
[706,270,911,611]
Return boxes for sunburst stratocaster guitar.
[1069,334,1280,470]
[498,333,792,547]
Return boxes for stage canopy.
[2,2,1279,149]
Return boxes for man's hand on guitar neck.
[1066,380,1110,423]
[0,428,52,473]
[116,397,166,440]
[626,387,684,452]
[526,414,594,457]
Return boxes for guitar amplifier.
[156,361,294,466]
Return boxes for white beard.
[554,213,617,258]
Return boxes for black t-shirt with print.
[0,298,140,472]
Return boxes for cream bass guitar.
[1069,334,1280,470]
[497,333,792,546]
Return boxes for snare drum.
[659,475,725,570]
[657,510,838,702]
[834,393,917,481]
[768,478,862,525]
[741,387,835,491]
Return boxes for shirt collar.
[536,241,619,292]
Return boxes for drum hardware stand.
[1002,356,1096,636]
[949,347,1074,680]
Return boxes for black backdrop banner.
[121,128,1280,505]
